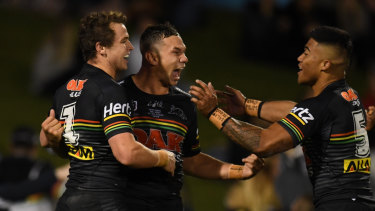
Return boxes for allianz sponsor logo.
[104,102,131,118]
[344,157,371,174]
[291,107,314,124]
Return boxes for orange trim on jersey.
[132,116,188,130]
[104,121,132,131]
[59,119,100,124]
[284,117,304,138]
[330,130,356,137]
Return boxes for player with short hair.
[40,11,175,211]
[121,22,264,211]
[190,26,375,210]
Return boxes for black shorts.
[124,195,183,211]
[315,198,375,211]
[56,188,128,211]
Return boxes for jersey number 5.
[353,110,370,158]
[61,102,80,145]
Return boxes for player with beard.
[40,11,175,211]
[190,26,375,210]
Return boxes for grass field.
[0,6,367,211]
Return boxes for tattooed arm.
[190,80,294,157]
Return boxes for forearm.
[109,133,167,168]
[222,118,263,154]
[183,153,242,180]
[245,99,296,123]
[260,101,296,122]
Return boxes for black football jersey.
[121,76,201,198]
[53,64,133,191]
[278,80,374,205]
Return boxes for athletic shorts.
[124,195,183,211]
[56,188,128,211]
[315,198,375,211]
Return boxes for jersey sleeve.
[99,85,134,139]
[278,99,322,146]
[182,106,201,157]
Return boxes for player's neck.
[311,75,344,97]
[87,60,117,80]
[133,67,170,95]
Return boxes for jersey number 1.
[61,102,79,145]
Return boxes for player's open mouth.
[172,68,183,80]
[124,55,130,60]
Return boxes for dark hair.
[79,11,127,61]
[11,126,37,148]
[310,26,353,67]
[140,22,179,55]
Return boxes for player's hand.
[161,150,176,176]
[241,154,264,179]
[366,106,375,131]
[190,79,218,117]
[216,85,247,116]
[40,109,64,148]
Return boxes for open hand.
[216,85,247,117]
[190,79,218,116]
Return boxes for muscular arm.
[108,133,175,174]
[183,152,263,180]
[259,101,296,123]
[189,80,295,158]
[222,118,294,157]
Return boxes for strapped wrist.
[208,107,231,131]
[244,98,262,117]
[227,164,244,179]
[154,150,168,167]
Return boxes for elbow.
[252,131,276,158]
[113,146,138,166]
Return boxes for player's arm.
[216,84,296,123]
[40,109,69,158]
[183,152,264,180]
[108,133,176,175]
[190,80,295,157]
[366,106,375,131]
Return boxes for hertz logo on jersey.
[67,144,94,160]
[290,107,314,125]
[344,158,371,174]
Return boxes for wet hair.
[310,26,353,68]
[140,22,179,55]
[79,11,127,61]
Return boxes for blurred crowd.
[1,0,375,210]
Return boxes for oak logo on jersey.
[341,89,360,106]
[344,158,371,174]
[66,79,87,98]
[133,129,184,152]
[67,144,94,160]
[104,102,131,118]
[291,107,314,125]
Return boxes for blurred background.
[0,0,374,210]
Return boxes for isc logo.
[104,102,131,118]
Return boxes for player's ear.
[145,51,159,66]
[96,42,106,57]
[321,60,331,71]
